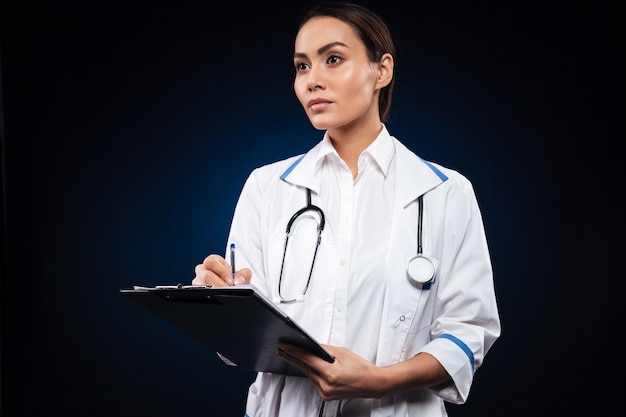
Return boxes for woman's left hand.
[277,341,383,400]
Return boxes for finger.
[204,254,236,285]
[191,255,231,286]
[278,342,327,371]
[277,345,317,378]
[278,341,318,360]
[192,264,226,287]
[233,267,252,286]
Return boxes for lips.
[307,98,332,112]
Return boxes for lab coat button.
[399,315,405,321]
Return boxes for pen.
[230,243,236,286]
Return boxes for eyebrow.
[293,41,349,60]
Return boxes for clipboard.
[120,284,334,376]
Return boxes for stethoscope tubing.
[407,194,436,284]
[275,189,435,304]
[275,188,324,304]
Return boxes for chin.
[307,114,337,131]
[309,122,329,131]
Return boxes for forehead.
[295,16,361,52]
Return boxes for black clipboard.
[120,284,334,376]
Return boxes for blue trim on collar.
[420,158,448,182]
[438,333,475,373]
[279,154,306,180]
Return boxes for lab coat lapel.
[393,139,447,207]
[279,142,324,194]
[377,139,447,365]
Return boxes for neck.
[328,120,382,179]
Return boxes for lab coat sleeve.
[225,166,272,296]
[418,175,501,404]
[213,167,272,367]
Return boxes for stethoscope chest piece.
[407,255,435,284]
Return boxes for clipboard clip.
[154,284,213,290]
[153,285,222,304]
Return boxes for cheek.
[293,78,307,106]
[337,68,376,97]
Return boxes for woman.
[192,2,501,416]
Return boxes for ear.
[375,53,394,89]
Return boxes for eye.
[327,54,342,65]
[295,61,310,71]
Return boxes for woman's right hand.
[192,254,251,287]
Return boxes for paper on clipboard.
[120,284,334,376]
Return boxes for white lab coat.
[224,130,501,417]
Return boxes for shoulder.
[393,137,478,200]
[243,154,306,188]
[428,161,473,188]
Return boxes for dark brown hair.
[298,2,396,122]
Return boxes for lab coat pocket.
[405,288,432,336]
[405,256,439,337]
[407,319,431,337]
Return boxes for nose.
[306,67,325,91]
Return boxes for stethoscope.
[406,194,436,285]
[273,189,435,304]
[273,188,325,304]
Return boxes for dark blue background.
[1,0,623,416]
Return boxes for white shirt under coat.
[223,125,501,417]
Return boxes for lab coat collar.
[394,139,448,207]
[280,127,448,204]
[315,125,395,177]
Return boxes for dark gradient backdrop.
[1,1,623,416]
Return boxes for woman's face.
[293,16,381,132]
